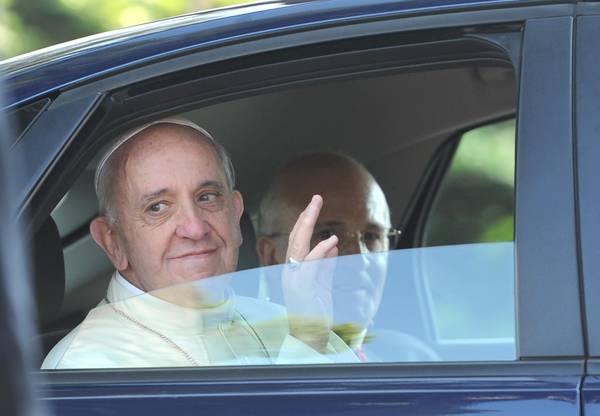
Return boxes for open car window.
[424,119,516,246]
[34,27,518,371]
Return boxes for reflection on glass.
[42,243,515,369]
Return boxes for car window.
[418,120,516,356]
[41,37,517,369]
[424,119,516,246]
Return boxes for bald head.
[257,152,391,264]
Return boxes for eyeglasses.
[312,226,401,252]
[265,227,401,252]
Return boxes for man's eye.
[198,192,221,203]
[316,229,334,241]
[148,202,168,213]
[363,231,382,242]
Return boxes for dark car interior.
[24,31,516,364]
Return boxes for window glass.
[42,245,515,369]
[421,119,516,348]
[417,243,515,359]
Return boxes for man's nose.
[174,204,210,240]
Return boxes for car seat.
[31,216,83,362]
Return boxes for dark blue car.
[2,0,600,414]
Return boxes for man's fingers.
[304,235,338,262]
[289,195,321,239]
[287,195,322,260]
[325,245,338,259]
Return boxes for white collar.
[115,271,145,297]
[104,271,236,334]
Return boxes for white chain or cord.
[107,302,199,366]
[105,298,272,366]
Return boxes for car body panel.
[515,15,583,357]
[584,364,600,415]
[0,79,47,416]
[43,375,580,416]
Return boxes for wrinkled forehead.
[112,125,225,196]
[124,124,214,156]
[127,126,220,176]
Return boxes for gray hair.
[95,118,235,225]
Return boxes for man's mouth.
[169,249,218,260]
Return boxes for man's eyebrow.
[315,220,345,228]
[137,181,226,207]
[199,180,225,190]
[139,188,169,205]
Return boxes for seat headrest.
[233,212,260,297]
[32,216,65,326]
[237,212,260,271]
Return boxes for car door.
[0,83,46,416]
[6,2,585,415]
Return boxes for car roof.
[0,0,550,109]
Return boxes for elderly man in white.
[42,118,355,369]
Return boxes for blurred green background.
[425,119,515,246]
[1,0,252,58]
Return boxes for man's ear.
[89,217,128,271]
[232,190,244,221]
[256,236,281,266]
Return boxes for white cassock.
[42,272,358,369]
